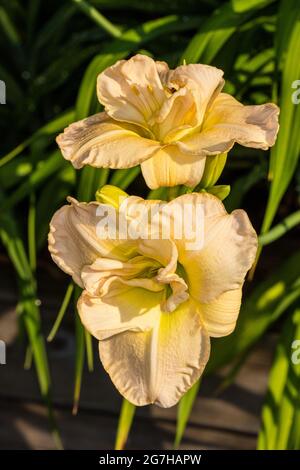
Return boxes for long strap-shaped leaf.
[115,399,136,450]
[258,307,300,449]
[252,1,300,274]
[0,198,62,448]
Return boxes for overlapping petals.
[56,54,279,189]
[48,191,257,406]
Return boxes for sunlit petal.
[141,146,206,189]
[78,287,162,341]
[97,54,166,129]
[200,288,242,337]
[169,63,224,126]
[99,299,210,407]
[57,112,161,169]
[178,93,279,156]
[166,193,258,303]
[48,197,136,287]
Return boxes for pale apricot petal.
[137,238,177,270]
[140,146,206,189]
[155,87,198,142]
[169,64,224,125]
[155,60,170,85]
[81,256,161,296]
[137,239,189,312]
[166,193,258,303]
[48,198,136,287]
[78,287,162,341]
[57,112,161,170]
[98,299,210,407]
[177,93,279,156]
[97,54,166,129]
[200,288,242,337]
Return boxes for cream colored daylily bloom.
[48,192,257,407]
[56,54,279,189]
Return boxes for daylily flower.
[56,54,279,189]
[48,190,257,407]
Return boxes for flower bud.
[199,153,227,189]
[205,185,231,201]
[95,185,128,209]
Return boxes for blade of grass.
[28,192,36,272]
[85,329,94,373]
[0,109,75,168]
[0,151,66,212]
[47,283,74,342]
[180,2,252,64]
[115,399,136,450]
[174,379,201,448]
[73,289,85,416]
[258,308,300,449]
[259,210,300,246]
[109,167,140,190]
[0,201,62,448]
[252,3,300,275]
[71,0,122,38]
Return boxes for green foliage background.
[0,0,300,450]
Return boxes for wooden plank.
[0,400,256,450]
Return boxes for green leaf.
[0,197,62,449]
[258,308,300,449]
[174,379,201,448]
[47,283,74,343]
[0,109,75,169]
[0,151,66,213]
[0,6,21,45]
[73,290,85,416]
[261,3,300,233]
[71,0,122,38]
[109,167,140,190]
[115,399,136,450]
[205,185,231,201]
[181,2,252,64]
[259,210,300,246]
[231,0,276,13]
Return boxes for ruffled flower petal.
[177,93,279,156]
[78,287,162,341]
[48,197,136,287]
[56,112,161,169]
[140,146,206,189]
[97,54,166,129]
[200,288,242,337]
[98,299,210,407]
[166,193,258,303]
